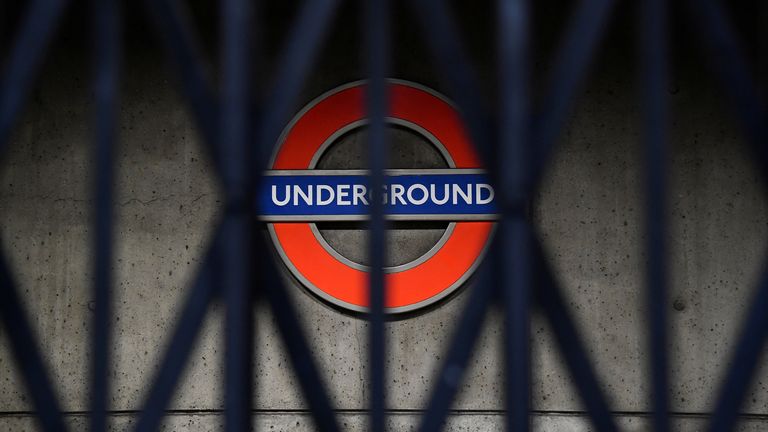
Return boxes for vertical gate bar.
[141,0,221,173]
[221,218,253,432]
[638,0,670,430]
[498,0,531,431]
[0,258,68,432]
[503,221,533,430]
[221,0,253,429]
[0,0,69,156]
[134,255,217,432]
[364,0,389,430]
[527,0,616,196]
[535,245,618,432]
[90,0,120,430]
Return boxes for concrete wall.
[1,2,767,431]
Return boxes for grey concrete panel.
[534,65,768,414]
[666,78,768,413]
[3,54,768,415]
[109,52,222,410]
[0,49,223,412]
[0,48,93,412]
[2,2,768,424]
[4,413,768,432]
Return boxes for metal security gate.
[0,0,766,431]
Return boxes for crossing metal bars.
[0,0,766,431]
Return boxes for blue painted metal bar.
[534,244,618,432]
[502,220,533,430]
[0,257,68,432]
[220,216,253,432]
[498,0,531,431]
[638,0,670,430]
[364,0,389,429]
[528,0,617,196]
[257,0,341,165]
[221,0,254,429]
[133,252,217,432]
[90,0,121,430]
[260,249,341,432]
[142,0,220,173]
[0,0,69,158]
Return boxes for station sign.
[259,169,496,221]
[260,80,496,314]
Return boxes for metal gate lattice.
[0,0,766,431]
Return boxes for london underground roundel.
[258,80,496,314]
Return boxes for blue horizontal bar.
[257,170,497,221]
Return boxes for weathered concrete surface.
[2,413,768,432]
[1,1,768,431]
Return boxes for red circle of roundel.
[269,81,493,313]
